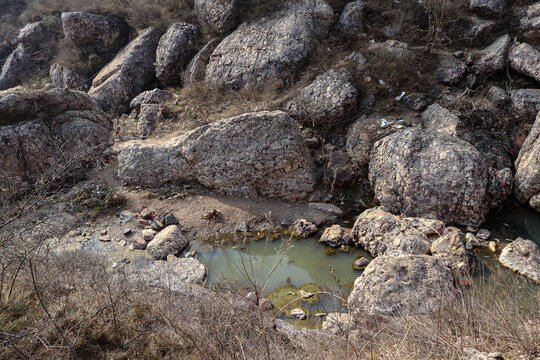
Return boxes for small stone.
[314,312,327,317]
[246,292,257,302]
[119,239,127,247]
[123,228,132,236]
[489,241,497,252]
[353,257,370,269]
[100,229,108,236]
[184,250,197,257]
[236,222,249,232]
[476,229,491,240]
[298,289,314,299]
[162,212,178,225]
[308,202,344,215]
[140,207,155,220]
[98,235,111,242]
[132,236,148,250]
[259,298,273,311]
[151,219,164,231]
[68,230,81,237]
[291,308,307,320]
[292,219,318,236]
[137,219,150,228]
[142,229,155,241]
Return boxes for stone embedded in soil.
[499,238,540,283]
[293,219,318,236]
[146,225,189,260]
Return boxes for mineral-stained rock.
[431,227,469,274]
[434,56,466,85]
[514,111,540,204]
[319,225,352,247]
[509,43,540,83]
[348,255,453,318]
[369,127,489,226]
[205,0,334,90]
[470,0,507,17]
[499,238,540,283]
[195,0,237,33]
[61,12,128,54]
[473,34,511,74]
[155,23,202,85]
[146,225,189,260]
[351,207,431,257]
[339,1,365,35]
[509,88,540,120]
[89,27,159,113]
[118,111,315,200]
[49,63,89,91]
[293,219,318,236]
[285,68,358,131]
[184,38,221,85]
[0,87,111,199]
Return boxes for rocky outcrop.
[339,1,364,35]
[184,38,221,85]
[348,255,453,318]
[205,0,334,90]
[118,111,315,200]
[434,56,466,85]
[514,111,540,204]
[470,0,507,17]
[473,34,511,74]
[352,207,432,257]
[509,88,540,120]
[89,27,159,113]
[155,23,202,85]
[499,238,540,283]
[0,87,111,199]
[509,43,540,83]
[285,68,357,131]
[431,227,469,275]
[319,225,352,247]
[146,225,189,260]
[61,12,128,55]
[49,63,89,91]
[195,0,237,33]
[369,126,489,226]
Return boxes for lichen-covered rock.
[61,12,128,54]
[319,225,352,247]
[514,111,540,204]
[205,0,334,90]
[510,88,540,122]
[348,255,453,318]
[369,127,489,226]
[499,238,540,283]
[195,0,237,33]
[431,227,469,275]
[352,207,431,257]
[509,43,540,83]
[473,34,511,74]
[118,111,315,200]
[339,1,365,35]
[89,27,159,113]
[146,225,189,260]
[0,87,111,199]
[285,68,357,131]
[184,38,221,85]
[49,63,89,91]
[530,193,540,212]
[155,23,202,85]
[434,56,466,85]
[293,219,318,236]
[470,0,507,17]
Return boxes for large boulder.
[369,126,489,226]
[509,43,540,83]
[89,27,159,113]
[339,1,365,35]
[184,38,222,85]
[499,238,540,283]
[348,255,453,318]
[118,111,315,200]
[205,0,334,90]
[61,12,128,55]
[146,225,189,260]
[473,34,511,74]
[49,63,89,91]
[514,111,540,204]
[285,68,358,132]
[0,87,111,199]
[195,0,237,34]
[155,23,202,85]
[351,207,432,257]
[470,0,507,17]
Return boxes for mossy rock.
[267,283,322,317]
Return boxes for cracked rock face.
[348,255,453,318]
[286,68,358,132]
[118,111,315,200]
[514,111,540,204]
[499,238,540,283]
[89,27,159,113]
[205,0,334,90]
